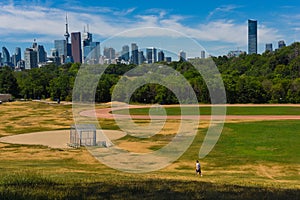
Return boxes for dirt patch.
[0,130,126,149]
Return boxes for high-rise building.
[179,50,186,61]
[37,45,47,63]
[83,42,100,64]
[138,50,146,65]
[103,47,116,60]
[2,47,11,66]
[54,40,67,63]
[82,29,100,63]
[15,47,21,64]
[24,48,38,69]
[265,43,273,52]
[248,19,257,54]
[158,50,165,62]
[54,40,67,57]
[71,32,82,63]
[121,45,130,62]
[146,47,157,63]
[278,40,286,49]
[131,43,139,65]
[165,57,172,62]
[201,50,206,59]
[48,48,61,66]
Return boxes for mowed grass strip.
[113,106,300,116]
[182,120,300,164]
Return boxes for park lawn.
[0,101,299,199]
[112,105,300,116]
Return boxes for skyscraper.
[37,45,47,63]
[15,47,21,64]
[201,50,206,59]
[82,29,100,63]
[278,40,286,49]
[158,50,165,62]
[2,47,11,66]
[71,32,82,63]
[146,47,157,63]
[138,50,145,65]
[131,43,139,65]
[24,48,38,69]
[265,43,273,52]
[121,45,130,62]
[248,19,257,54]
[54,40,67,57]
[179,50,186,61]
[103,47,116,60]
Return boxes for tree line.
[1,42,300,104]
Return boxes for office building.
[201,50,206,59]
[82,29,100,63]
[24,48,38,69]
[71,32,82,63]
[179,50,186,61]
[248,19,257,54]
[83,42,100,64]
[48,48,61,66]
[165,57,172,62]
[103,47,116,60]
[265,43,273,52]
[278,40,286,49]
[138,50,146,65]
[37,45,47,63]
[158,50,165,62]
[54,40,67,57]
[15,47,21,65]
[146,47,157,63]
[54,40,67,63]
[121,45,130,62]
[131,43,139,65]
[2,47,11,66]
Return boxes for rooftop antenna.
[64,13,70,43]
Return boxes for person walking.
[195,160,202,176]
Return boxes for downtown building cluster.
[227,19,288,58]
[0,15,190,70]
[0,16,101,70]
[1,17,291,69]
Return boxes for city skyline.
[0,1,300,57]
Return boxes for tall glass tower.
[71,32,82,63]
[248,19,257,54]
[131,43,139,65]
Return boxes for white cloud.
[207,5,241,20]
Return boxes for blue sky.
[1,0,300,58]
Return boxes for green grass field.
[0,102,299,199]
[113,106,300,115]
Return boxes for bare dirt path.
[80,104,300,121]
